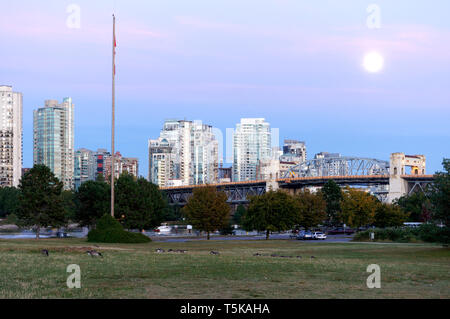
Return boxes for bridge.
[163,180,267,206]
[161,153,434,206]
[282,157,389,178]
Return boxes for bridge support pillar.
[266,180,279,192]
[387,175,408,203]
[387,152,425,202]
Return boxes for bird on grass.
[86,250,103,258]
[156,248,165,253]
[253,253,262,256]
[296,256,302,259]
[310,256,316,259]
[41,249,49,256]
[210,251,220,255]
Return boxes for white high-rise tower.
[149,119,218,186]
[233,118,271,182]
[0,86,23,187]
[33,98,74,189]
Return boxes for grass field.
[0,238,449,298]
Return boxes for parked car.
[297,231,313,240]
[56,231,68,238]
[403,222,423,228]
[312,232,327,240]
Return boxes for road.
[151,233,354,243]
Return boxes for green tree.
[164,204,183,222]
[295,190,327,230]
[5,213,18,225]
[233,204,246,225]
[0,187,20,218]
[182,186,230,240]
[242,190,298,240]
[339,187,378,230]
[430,158,450,227]
[374,203,409,228]
[16,164,67,239]
[396,192,432,222]
[62,190,76,221]
[115,174,167,231]
[320,180,343,226]
[115,172,139,226]
[133,177,167,231]
[75,178,110,228]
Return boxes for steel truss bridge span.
[283,157,389,179]
[161,180,266,206]
[161,175,435,206]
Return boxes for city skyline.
[1,1,449,179]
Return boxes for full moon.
[363,51,384,73]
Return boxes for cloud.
[0,10,168,45]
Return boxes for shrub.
[353,224,450,244]
[87,214,151,243]
[416,224,450,244]
[96,214,123,231]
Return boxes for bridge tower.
[387,152,426,202]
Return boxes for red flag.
[113,14,116,76]
[114,35,116,75]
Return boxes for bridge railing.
[160,179,267,190]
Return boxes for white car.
[312,232,327,240]
[156,225,172,233]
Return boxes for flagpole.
[111,14,116,217]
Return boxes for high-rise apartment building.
[314,152,340,160]
[93,148,110,179]
[277,140,307,178]
[232,118,271,182]
[313,152,346,176]
[33,98,74,189]
[0,86,22,187]
[149,119,219,187]
[148,138,174,187]
[281,139,307,163]
[103,151,139,180]
[74,148,95,189]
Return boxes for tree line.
[0,159,448,240]
[182,159,449,239]
[0,165,170,238]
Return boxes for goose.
[87,250,103,257]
